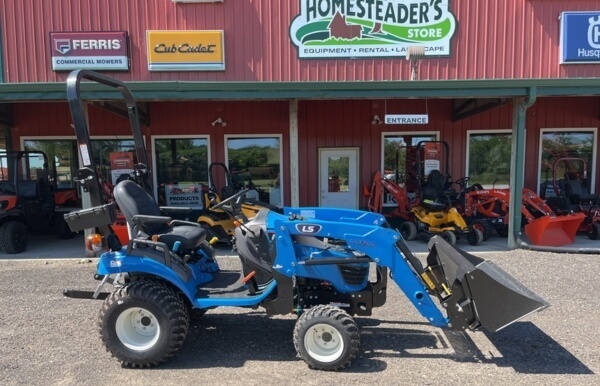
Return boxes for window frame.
[465,129,513,189]
[537,127,597,195]
[224,134,284,207]
[151,134,211,203]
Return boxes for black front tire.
[55,216,76,239]
[588,222,600,240]
[98,281,189,368]
[440,230,457,245]
[293,305,360,371]
[471,219,493,241]
[467,228,484,246]
[0,221,28,254]
[399,221,418,241]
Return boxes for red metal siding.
[4,0,600,83]
[296,97,600,206]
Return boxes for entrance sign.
[385,114,428,124]
[560,11,600,64]
[290,0,457,59]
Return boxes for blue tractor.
[63,70,548,371]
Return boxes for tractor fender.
[96,251,201,302]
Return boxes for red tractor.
[543,157,600,239]
[458,178,585,246]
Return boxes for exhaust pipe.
[424,236,549,332]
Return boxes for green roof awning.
[1,78,600,101]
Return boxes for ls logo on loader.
[296,224,322,234]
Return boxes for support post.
[289,99,299,206]
[508,88,536,249]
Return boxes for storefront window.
[382,133,436,205]
[467,131,511,188]
[539,130,596,197]
[23,139,77,190]
[154,137,209,208]
[24,138,139,191]
[226,136,282,207]
[92,140,138,186]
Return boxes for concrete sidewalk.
[2,230,599,260]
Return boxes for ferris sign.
[289,0,456,59]
[50,31,129,71]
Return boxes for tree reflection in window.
[227,137,281,206]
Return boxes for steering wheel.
[454,177,470,190]
[133,163,149,178]
[211,189,250,211]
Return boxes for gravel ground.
[0,249,598,386]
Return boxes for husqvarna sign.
[290,0,456,59]
[560,11,600,64]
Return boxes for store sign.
[290,0,456,59]
[165,184,203,209]
[50,31,129,71]
[147,31,225,71]
[385,114,428,124]
[560,11,600,64]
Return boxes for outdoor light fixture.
[371,115,382,125]
[211,118,227,127]
[406,46,426,81]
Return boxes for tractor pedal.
[241,271,258,294]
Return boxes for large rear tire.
[0,221,28,254]
[98,281,189,368]
[293,305,359,371]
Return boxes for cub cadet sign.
[290,0,456,58]
[147,31,225,71]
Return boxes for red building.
[2,0,600,245]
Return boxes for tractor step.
[193,270,277,308]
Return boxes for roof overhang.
[1,78,600,101]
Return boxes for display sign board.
[290,0,457,59]
[109,152,134,185]
[147,30,225,71]
[165,184,203,209]
[50,31,129,71]
[560,11,600,64]
[424,142,441,175]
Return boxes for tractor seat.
[564,179,597,205]
[114,180,206,251]
[420,170,450,211]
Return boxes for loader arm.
[270,208,547,332]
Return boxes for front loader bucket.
[524,213,585,246]
[425,236,548,332]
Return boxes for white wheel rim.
[115,307,161,351]
[304,323,344,363]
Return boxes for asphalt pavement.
[0,249,598,385]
